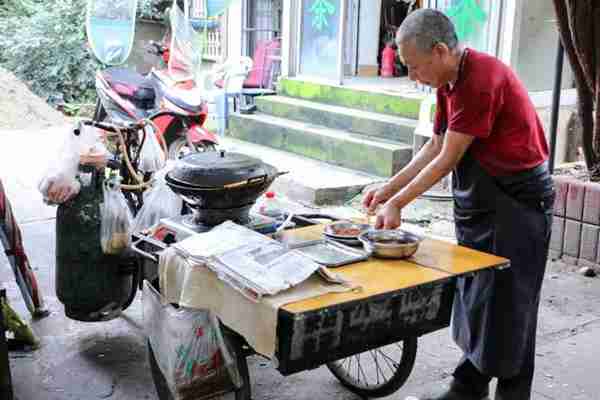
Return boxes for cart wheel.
[167,137,216,159]
[147,335,251,400]
[326,337,418,398]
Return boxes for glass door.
[296,0,344,80]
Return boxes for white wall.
[227,2,244,60]
[357,0,381,67]
[281,0,296,77]
[514,1,574,92]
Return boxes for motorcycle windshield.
[168,1,204,82]
[86,0,137,65]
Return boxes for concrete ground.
[1,125,600,400]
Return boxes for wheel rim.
[328,342,410,391]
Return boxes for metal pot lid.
[169,150,270,188]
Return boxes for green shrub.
[139,0,172,21]
[0,0,101,105]
[0,0,170,107]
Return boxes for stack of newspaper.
[171,221,323,301]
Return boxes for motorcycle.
[90,0,218,159]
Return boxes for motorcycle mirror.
[86,0,138,65]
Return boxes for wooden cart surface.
[273,225,509,375]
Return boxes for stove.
[157,212,282,242]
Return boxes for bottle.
[257,191,285,220]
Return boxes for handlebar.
[77,110,188,135]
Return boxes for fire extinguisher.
[381,43,397,78]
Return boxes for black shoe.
[420,379,489,400]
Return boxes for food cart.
[136,221,509,400]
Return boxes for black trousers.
[453,343,535,400]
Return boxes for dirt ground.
[0,67,66,130]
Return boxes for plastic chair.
[207,57,254,135]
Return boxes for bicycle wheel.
[326,337,418,398]
[147,335,251,400]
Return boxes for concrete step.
[219,137,384,206]
[228,113,413,177]
[278,77,424,119]
[255,95,417,143]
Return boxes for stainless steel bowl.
[358,229,423,259]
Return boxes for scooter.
[91,1,218,159]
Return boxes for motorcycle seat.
[101,68,156,110]
[151,69,204,114]
[163,86,204,114]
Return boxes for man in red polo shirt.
[363,9,554,400]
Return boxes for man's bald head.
[396,9,458,54]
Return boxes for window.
[427,0,503,56]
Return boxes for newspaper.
[172,221,323,301]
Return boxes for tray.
[289,239,369,267]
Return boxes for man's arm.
[388,130,474,209]
[388,133,444,192]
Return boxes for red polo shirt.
[433,48,549,176]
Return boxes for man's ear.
[433,42,450,59]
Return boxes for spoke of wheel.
[376,348,399,375]
[356,353,370,386]
[369,349,387,385]
[347,356,353,378]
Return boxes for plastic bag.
[143,280,242,400]
[38,123,108,205]
[133,162,182,232]
[100,177,133,255]
[138,125,166,173]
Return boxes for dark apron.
[451,150,554,378]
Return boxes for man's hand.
[375,202,402,229]
[362,183,397,214]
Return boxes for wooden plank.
[278,225,509,314]
[410,238,510,275]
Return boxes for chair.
[207,57,254,135]
[243,38,281,90]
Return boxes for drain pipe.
[549,39,564,174]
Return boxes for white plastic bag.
[38,123,108,205]
[133,162,182,232]
[138,125,166,173]
[100,177,133,255]
[143,280,242,400]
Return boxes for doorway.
[377,0,420,77]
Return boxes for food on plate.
[332,227,362,236]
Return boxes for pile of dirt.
[0,67,66,130]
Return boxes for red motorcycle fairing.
[187,122,218,144]
[152,111,216,145]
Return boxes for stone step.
[228,113,413,177]
[255,95,417,143]
[219,137,383,206]
[278,77,424,119]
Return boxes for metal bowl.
[324,221,371,238]
[358,229,423,259]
